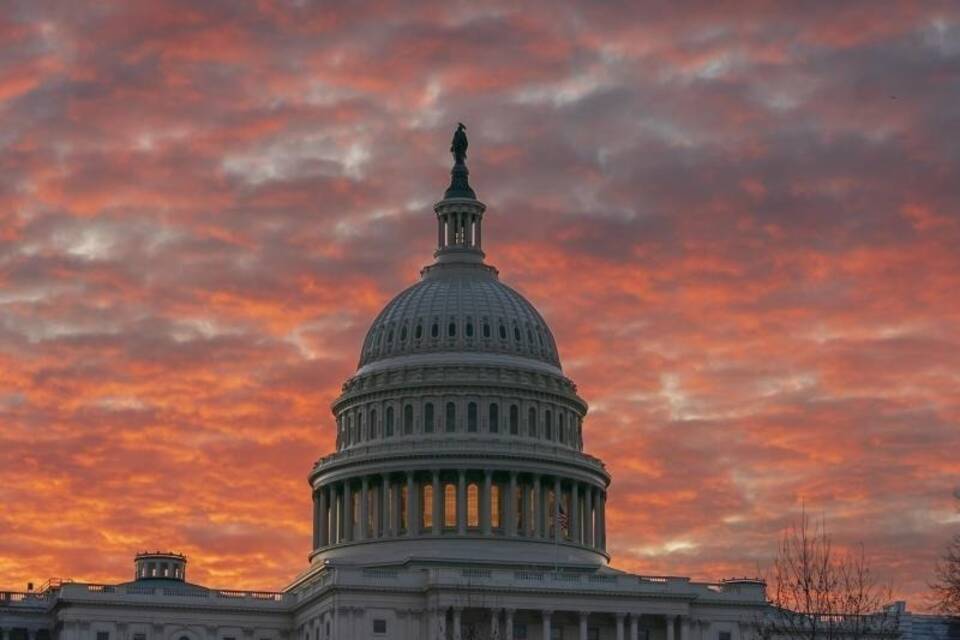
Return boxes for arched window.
[467,483,479,527]
[528,407,537,436]
[527,328,534,343]
[446,402,456,432]
[466,322,474,337]
[467,402,478,432]
[545,409,553,440]
[347,415,355,444]
[387,329,393,343]
[499,324,507,340]
[422,484,433,528]
[489,403,499,433]
[448,322,457,337]
[559,413,566,443]
[444,484,456,527]
[358,411,365,441]
[424,403,434,433]
[385,406,394,436]
[491,484,501,528]
[370,409,378,439]
[431,322,439,338]
[400,326,407,341]
[404,404,413,435]
[514,326,521,342]
[483,322,491,338]
[510,405,519,434]
[415,324,423,339]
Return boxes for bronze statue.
[450,122,468,165]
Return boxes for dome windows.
[499,323,507,340]
[466,322,474,338]
[545,409,553,440]
[488,403,499,433]
[424,402,435,433]
[483,322,491,338]
[514,326,521,342]
[415,324,423,339]
[509,405,519,434]
[400,326,407,341]
[468,402,478,432]
[404,404,414,435]
[528,407,537,437]
[448,322,456,338]
[385,406,394,437]
[445,402,456,432]
[431,323,439,338]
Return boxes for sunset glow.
[1,2,958,609]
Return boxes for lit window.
[422,484,433,528]
[446,402,456,432]
[444,484,456,527]
[400,485,408,531]
[489,403,499,433]
[491,484,501,528]
[424,403,434,433]
[467,483,479,527]
[467,402,478,432]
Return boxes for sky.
[1,0,959,609]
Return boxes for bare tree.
[756,512,899,640]
[931,533,960,616]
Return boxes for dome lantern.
[435,123,486,264]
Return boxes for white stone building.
[2,135,940,640]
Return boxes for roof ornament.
[444,122,476,199]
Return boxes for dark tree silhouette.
[931,533,960,616]
[756,512,899,640]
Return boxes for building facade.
[2,133,937,640]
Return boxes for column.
[360,476,369,540]
[599,491,606,550]
[507,472,517,537]
[438,218,444,249]
[457,470,466,534]
[542,611,552,640]
[381,476,390,538]
[393,477,402,535]
[453,607,463,640]
[407,471,417,537]
[554,476,562,543]
[665,616,674,640]
[318,486,329,547]
[630,614,639,640]
[521,477,531,536]
[437,608,448,640]
[343,481,353,542]
[432,470,442,535]
[616,613,626,640]
[571,482,580,543]
[584,486,594,547]
[579,612,589,640]
[312,490,321,549]
[531,474,541,538]
[679,617,689,640]
[505,609,515,640]
[482,470,493,535]
[490,609,501,640]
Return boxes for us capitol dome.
[307,123,608,570]
[1,125,776,640]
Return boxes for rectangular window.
[491,484,501,528]
[514,624,528,640]
[373,620,387,634]
[134,635,147,640]
[719,633,732,640]
[97,633,109,640]
[588,629,600,640]
[551,628,563,640]
[400,485,408,531]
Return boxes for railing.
[0,591,47,603]
[52,583,288,606]
[314,438,607,473]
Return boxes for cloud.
[0,0,958,607]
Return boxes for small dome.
[358,262,561,371]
